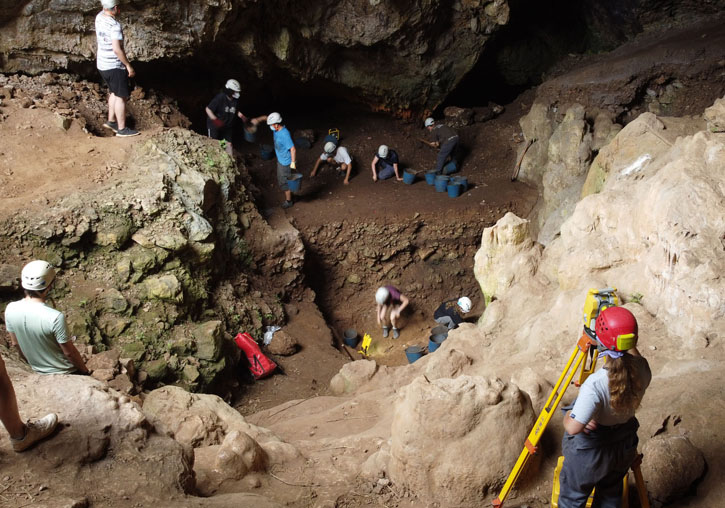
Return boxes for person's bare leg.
[0,357,25,439]
[114,95,128,130]
[343,163,351,185]
[285,190,292,202]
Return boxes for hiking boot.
[11,413,58,452]
[392,328,400,339]
[382,326,390,338]
[281,200,294,209]
[103,120,118,133]
[116,127,140,137]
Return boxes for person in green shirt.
[5,261,89,375]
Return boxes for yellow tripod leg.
[631,454,650,508]
[492,339,591,507]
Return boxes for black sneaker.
[281,200,294,209]
[116,127,140,137]
[103,121,118,133]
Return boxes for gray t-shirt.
[570,355,651,426]
[5,299,75,374]
[95,11,125,71]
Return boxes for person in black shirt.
[371,144,402,182]
[433,297,472,330]
[424,117,460,174]
[205,79,253,156]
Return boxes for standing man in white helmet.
[4,261,89,376]
[370,144,402,182]
[424,117,460,174]
[258,112,297,209]
[310,138,353,185]
[433,297,472,330]
[95,0,139,137]
[375,285,409,339]
[205,79,253,157]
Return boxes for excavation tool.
[492,288,649,507]
[418,137,437,148]
[511,138,534,181]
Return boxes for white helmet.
[375,287,390,305]
[225,79,241,98]
[424,117,435,127]
[21,260,56,291]
[101,0,119,9]
[377,145,389,158]
[266,112,282,125]
[457,297,472,314]
[324,141,336,154]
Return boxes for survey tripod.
[492,288,650,508]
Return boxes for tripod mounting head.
[582,288,618,340]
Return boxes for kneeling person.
[434,297,471,330]
[371,145,402,182]
[311,140,353,185]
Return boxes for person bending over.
[375,285,409,339]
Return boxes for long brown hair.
[607,354,644,414]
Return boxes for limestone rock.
[330,360,378,395]
[642,436,706,506]
[213,431,268,479]
[193,320,223,361]
[144,274,183,302]
[704,95,725,132]
[424,346,472,380]
[473,213,543,304]
[87,350,120,372]
[266,329,298,356]
[443,106,473,128]
[96,288,128,314]
[388,375,536,506]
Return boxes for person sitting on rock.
[310,137,353,185]
[5,261,90,375]
[205,79,253,157]
[424,117,460,175]
[371,144,402,182]
[434,297,472,330]
[375,285,409,339]
[0,355,58,452]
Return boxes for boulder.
[214,431,268,479]
[443,106,473,128]
[389,375,535,507]
[642,436,706,506]
[193,320,223,361]
[266,329,298,356]
[703,94,725,132]
[144,274,183,302]
[330,360,378,395]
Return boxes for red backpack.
[233,332,277,380]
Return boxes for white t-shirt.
[570,356,651,426]
[95,11,125,71]
[5,299,75,374]
[319,146,352,165]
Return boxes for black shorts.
[207,122,234,143]
[99,68,130,98]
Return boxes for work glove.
[290,161,296,169]
[212,118,224,129]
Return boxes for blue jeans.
[434,136,459,173]
[377,161,395,180]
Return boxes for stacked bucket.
[404,325,450,363]
[404,161,467,198]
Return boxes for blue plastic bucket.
[425,170,437,185]
[403,169,417,185]
[451,176,468,192]
[287,173,303,192]
[428,334,447,353]
[434,175,450,192]
[260,144,274,160]
[343,329,358,348]
[405,345,425,363]
[431,325,449,337]
[294,137,312,149]
[447,183,462,198]
[443,161,458,175]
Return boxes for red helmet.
[595,306,638,352]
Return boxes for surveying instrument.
[491,288,650,508]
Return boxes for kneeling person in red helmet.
[558,306,651,508]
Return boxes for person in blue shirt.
[260,112,297,209]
